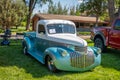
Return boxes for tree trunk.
[95,16,99,27]
[108,0,115,24]
[118,6,120,17]
[26,12,32,30]
[25,0,37,30]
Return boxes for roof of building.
[32,13,108,24]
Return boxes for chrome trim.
[75,46,87,53]
[70,51,94,68]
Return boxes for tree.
[80,0,107,26]
[69,5,81,16]
[75,5,81,16]
[0,0,27,29]
[47,2,81,16]
[23,0,52,30]
[107,0,115,24]
[47,2,68,15]
[107,0,120,24]
[69,6,76,15]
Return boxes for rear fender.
[22,37,33,50]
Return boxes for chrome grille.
[75,46,87,53]
[70,51,94,68]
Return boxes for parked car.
[22,19,101,72]
[91,18,120,52]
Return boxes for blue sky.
[34,0,82,14]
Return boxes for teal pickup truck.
[22,19,101,72]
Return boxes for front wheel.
[94,37,106,52]
[46,56,57,72]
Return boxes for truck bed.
[24,32,36,38]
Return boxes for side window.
[38,24,45,34]
[114,19,120,30]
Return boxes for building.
[32,13,108,31]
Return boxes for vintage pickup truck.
[22,19,101,72]
[91,18,120,52]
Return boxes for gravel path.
[79,35,90,39]
[0,34,90,40]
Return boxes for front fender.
[44,47,71,69]
[44,47,70,62]
[44,47,61,59]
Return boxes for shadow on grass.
[101,48,120,70]
[0,39,85,78]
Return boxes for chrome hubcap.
[95,38,103,49]
[23,46,26,54]
[48,57,54,71]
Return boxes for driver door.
[36,24,48,53]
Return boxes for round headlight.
[61,50,68,57]
[58,49,68,57]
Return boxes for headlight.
[57,48,68,57]
[61,50,68,57]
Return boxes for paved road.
[0,34,23,39]
[79,35,90,40]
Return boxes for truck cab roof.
[37,19,75,26]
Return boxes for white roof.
[38,19,75,26]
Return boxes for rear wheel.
[46,56,57,72]
[23,43,28,55]
[94,37,106,52]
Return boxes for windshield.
[47,24,75,34]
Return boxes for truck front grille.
[75,46,87,53]
[70,51,94,68]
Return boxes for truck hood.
[48,34,87,47]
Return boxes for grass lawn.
[0,39,120,80]
[77,31,90,35]
[0,27,28,35]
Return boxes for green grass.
[77,31,90,35]
[0,27,28,35]
[86,39,94,46]
[11,27,26,33]
[0,39,120,80]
